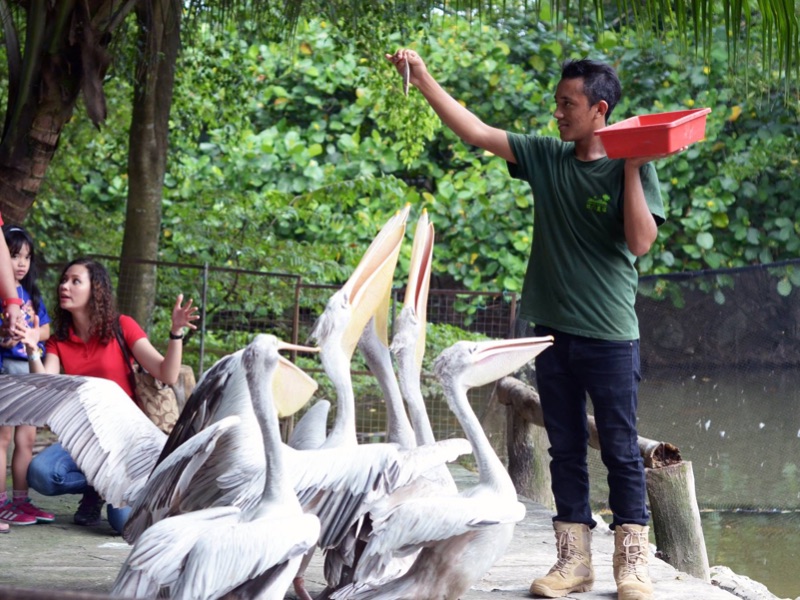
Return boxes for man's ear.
[596,100,609,121]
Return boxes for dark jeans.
[523,322,649,529]
[28,442,132,534]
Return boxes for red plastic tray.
[595,108,711,159]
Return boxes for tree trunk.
[0,45,86,222]
[0,2,126,223]
[647,462,711,582]
[0,108,67,223]
[117,0,181,325]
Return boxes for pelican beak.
[461,336,554,389]
[272,355,319,418]
[339,204,410,357]
[404,209,434,370]
[276,341,320,355]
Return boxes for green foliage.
[28,12,800,307]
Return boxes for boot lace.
[619,530,648,577]
[550,529,581,575]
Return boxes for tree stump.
[646,461,710,582]
[506,406,554,508]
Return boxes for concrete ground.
[0,465,743,600]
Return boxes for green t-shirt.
[507,132,665,341]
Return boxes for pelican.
[289,205,410,598]
[122,337,319,543]
[112,334,321,600]
[331,336,554,600]
[309,204,410,450]
[0,331,318,542]
[317,313,417,597]
[333,211,450,590]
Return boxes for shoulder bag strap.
[114,317,138,397]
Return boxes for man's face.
[553,77,604,142]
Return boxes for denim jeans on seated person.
[27,442,132,534]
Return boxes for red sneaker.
[13,498,55,523]
[0,501,37,525]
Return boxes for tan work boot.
[529,522,594,598]
[613,524,653,600]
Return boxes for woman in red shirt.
[20,257,198,533]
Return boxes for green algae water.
[701,511,800,598]
[620,368,800,599]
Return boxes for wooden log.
[494,376,682,468]
[506,404,553,507]
[647,462,710,582]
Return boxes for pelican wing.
[122,415,248,543]
[155,350,250,465]
[112,506,242,599]
[174,512,320,600]
[287,438,471,550]
[356,494,526,580]
[392,438,472,485]
[0,373,165,506]
[287,444,391,549]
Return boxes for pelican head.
[242,334,319,418]
[311,205,410,360]
[434,336,554,390]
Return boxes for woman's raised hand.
[170,294,199,336]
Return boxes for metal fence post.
[199,262,209,374]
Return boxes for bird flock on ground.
[0,206,553,600]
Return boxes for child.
[0,225,53,530]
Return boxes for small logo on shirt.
[586,194,611,213]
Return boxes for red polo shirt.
[45,315,147,399]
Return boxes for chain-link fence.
[40,256,800,512]
[39,257,518,445]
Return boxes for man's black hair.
[561,59,622,122]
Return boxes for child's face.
[10,242,31,284]
[59,264,92,312]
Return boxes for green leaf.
[777,279,792,297]
[696,232,714,250]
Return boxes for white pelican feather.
[331,336,554,600]
[112,334,321,600]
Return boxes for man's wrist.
[169,330,184,340]
[27,348,42,362]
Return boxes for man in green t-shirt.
[387,49,669,600]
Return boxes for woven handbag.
[115,321,180,434]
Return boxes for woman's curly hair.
[52,258,118,343]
